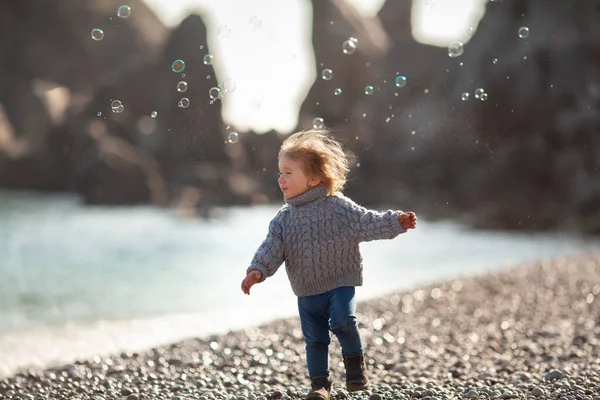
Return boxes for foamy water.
[1,191,599,378]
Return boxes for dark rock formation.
[378,0,600,233]
[296,0,389,139]
[64,14,241,206]
[0,0,167,193]
[0,1,251,208]
[350,0,450,205]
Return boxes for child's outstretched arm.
[241,212,285,295]
[334,194,416,242]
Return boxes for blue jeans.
[297,286,363,378]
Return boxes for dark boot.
[343,354,370,392]
[306,376,332,400]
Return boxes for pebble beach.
[1,253,599,400]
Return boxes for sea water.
[1,190,599,377]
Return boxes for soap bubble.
[218,26,232,38]
[479,93,488,101]
[448,41,464,58]
[97,112,102,117]
[313,117,324,129]
[322,69,333,80]
[249,15,262,30]
[467,27,475,36]
[203,54,214,66]
[172,59,185,73]
[222,78,236,93]
[461,92,469,101]
[349,37,358,44]
[117,5,131,18]
[227,132,239,143]
[395,75,407,87]
[91,29,104,41]
[493,58,499,64]
[342,39,356,55]
[111,100,124,113]
[178,98,190,108]
[151,111,158,118]
[364,85,374,95]
[209,87,222,101]
[518,27,529,38]
[474,88,485,99]
[334,88,342,96]
[177,81,188,93]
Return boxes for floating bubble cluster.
[227,132,239,143]
[178,98,190,108]
[313,117,324,129]
[209,87,222,101]
[342,39,356,55]
[448,41,464,58]
[322,69,333,81]
[203,54,214,66]
[518,27,530,38]
[172,60,185,73]
[218,26,232,39]
[117,5,131,18]
[177,81,188,93]
[91,29,104,41]
[249,16,262,30]
[111,100,124,113]
[222,78,236,93]
[395,75,407,88]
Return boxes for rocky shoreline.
[2,253,599,400]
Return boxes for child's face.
[278,155,320,199]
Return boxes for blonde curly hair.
[279,129,350,195]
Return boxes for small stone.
[545,370,564,381]
[392,363,410,375]
[531,387,544,397]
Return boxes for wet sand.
[1,253,599,400]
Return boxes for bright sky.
[142,0,485,133]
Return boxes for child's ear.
[309,176,322,187]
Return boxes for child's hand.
[241,270,262,295]
[399,211,417,230]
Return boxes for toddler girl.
[241,129,417,400]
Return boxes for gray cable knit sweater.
[247,185,406,297]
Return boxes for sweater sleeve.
[334,194,406,243]
[246,209,286,282]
